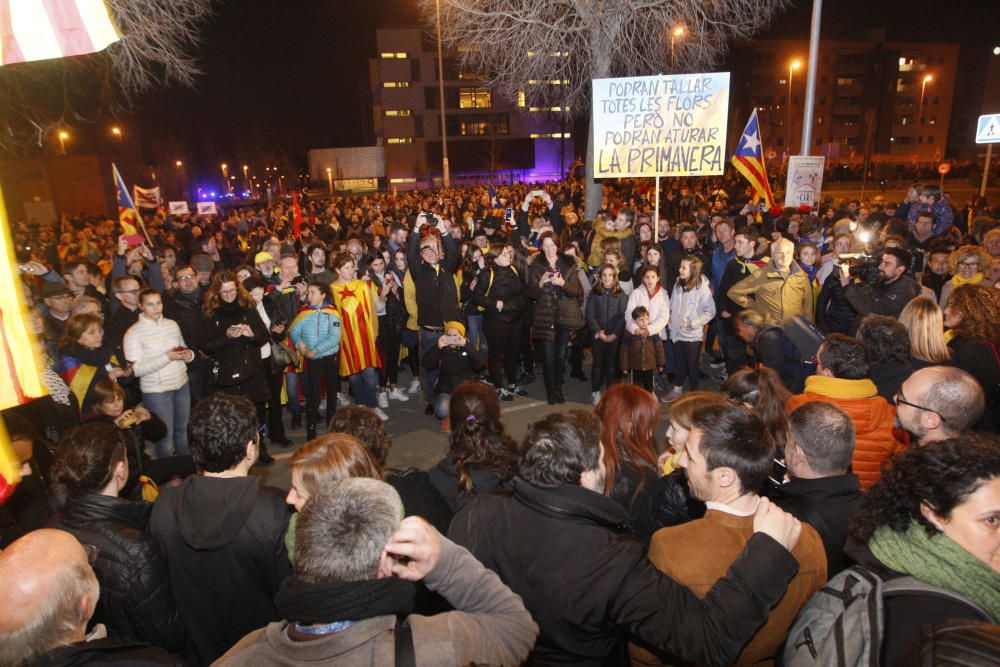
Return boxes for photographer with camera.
[840,246,922,329]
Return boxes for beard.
[894,414,924,441]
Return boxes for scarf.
[949,273,983,288]
[869,520,1000,621]
[274,575,416,625]
[803,374,878,399]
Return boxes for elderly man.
[0,529,179,665]
[893,365,985,446]
[216,478,537,665]
[727,237,814,325]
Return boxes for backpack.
[783,565,991,667]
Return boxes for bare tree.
[419,0,788,218]
[0,0,212,152]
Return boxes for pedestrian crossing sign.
[976,114,1000,144]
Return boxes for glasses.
[177,274,196,282]
[82,543,99,565]
[893,390,947,422]
[957,261,981,269]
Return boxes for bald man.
[727,237,815,325]
[893,366,985,446]
[0,529,178,666]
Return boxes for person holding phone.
[420,321,484,431]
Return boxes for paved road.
[250,355,725,491]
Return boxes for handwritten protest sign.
[592,73,730,178]
[784,156,825,209]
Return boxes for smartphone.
[173,346,187,352]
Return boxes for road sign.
[976,114,1000,144]
[937,162,951,175]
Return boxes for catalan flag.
[113,162,149,245]
[0,0,120,65]
[731,109,775,211]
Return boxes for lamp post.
[326,167,333,194]
[221,163,230,193]
[111,126,123,155]
[58,130,69,155]
[242,165,250,194]
[670,25,685,69]
[175,161,186,200]
[918,74,933,124]
[434,0,450,187]
[786,59,802,157]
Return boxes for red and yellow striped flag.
[0,0,121,65]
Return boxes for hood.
[172,475,261,550]
[801,378,894,435]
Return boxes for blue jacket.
[289,302,341,359]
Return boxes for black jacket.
[585,288,627,337]
[149,475,292,665]
[869,361,914,404]
[525,254,582,342]
[816,271,856,335]
[50,494,184,653]
[608,458,666,545]
[428,457,507,514]
[201,301,270,402]
[753,325,806,393]
[384,467,455,535]
[421,342,484,395]
[472,265,526,323]
[103,306,139,362]
[407,230,461,327]
[162,288,208,356]
[844,275,923,324]
[448,477,800,667]
[28,636,181,666]
[773,474,863,576]
[948,335,1000,432]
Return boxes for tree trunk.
[585,39,612,221]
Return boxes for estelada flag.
[113,163,147,245]
[292,192,303,238]
[0,0,120,66]
[731,109,775,211]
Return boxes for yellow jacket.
[727,260,815,325]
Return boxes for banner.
[784,156,826,209]
[0,0,120,66]
[168,201,190,215]
[196,202,218,216]
[133,185,161,209]
[592,73,730,177]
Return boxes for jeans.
[143,384,191,458]
[466,314,485,353]
[419,330,443,401]
[347,366,379,408]
[284,370,303,415]
[539,327,571,391]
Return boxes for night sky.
[14,0,995,183]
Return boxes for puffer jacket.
[472,265,526,323]
[526,253,582,342]
[586,287,628,337]
[624,284,671,340]
[787,376,907,490]
[202,300,270,402]
[123,315,190,394]
[50,493,184,652]
[668,275,716,342]
[728,260,815,325]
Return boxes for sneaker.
[591,390,602,405]
[709,355,725,368]
[374,407,389,421]
[377,390,389,409]
[659,386,684,404]
[407,379,422,394]
[718,369,728,382]
[517,372,535,385]
[336,392,351,408]
[498,388,515,402]
[389,387,409,402]
[510,385,528,397]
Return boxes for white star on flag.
[742,132,760,154]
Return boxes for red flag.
[292,193,303,238]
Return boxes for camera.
[417,210,439,228]
[840,252,880,284]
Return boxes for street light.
[786,59,802,156]
[221,163,230,193]
[919,74,933,124]
[434,0,450,187]
[175,160,183,167]
[670,25,685,69]
[326,167,333,194]
[242,165,250,193]
[58,130,70,154]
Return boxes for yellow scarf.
[950,273,983,288]
[803,374,878,399]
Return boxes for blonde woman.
[938,245,992,308]
[898,296,951,370]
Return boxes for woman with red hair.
[594,383,665,544]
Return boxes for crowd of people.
[0,172,999,665]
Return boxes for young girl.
[796,242,822,303]
[585,263,628,405]
[665,256,716,401]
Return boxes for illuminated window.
[459,87,491,109]
[385,109,412,117]
[461,120,490,136]
[390,177,417,184]
[383,82,411,88]
[529,106,570,112]
[458,70,486,80]
[380,52,408,59]
[386,137,413,144]
[517,90,525,107]
[527,79,570,85]
[530,133,571,139]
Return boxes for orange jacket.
[787,375,907,490]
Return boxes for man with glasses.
[164,265,211,406]
[103,276,143,362]
[893,366,985,446]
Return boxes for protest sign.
[783,156,825,209]
[592,73,730,178]
[133,185,161,209]
[196,202,218,216]
[168,201,190,215]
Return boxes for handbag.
[269,341,294,373]
[557,296,585,330]
[211,351,256,387]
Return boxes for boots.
[553,359,567,404]
[543,365,556,405]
